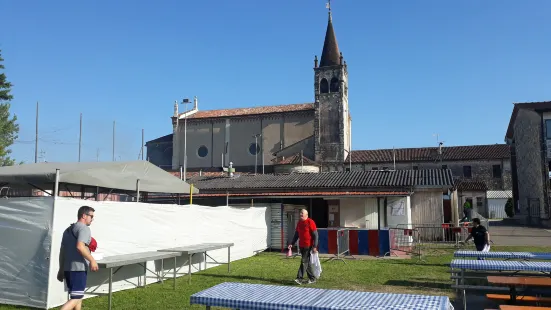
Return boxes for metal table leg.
[188,253,192,284]
[144,261,147,287]
[173,256,177,290]
[160,259,164,284]
[108,267,113,310]
[228,246,231,273]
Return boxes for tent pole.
[54,169,60,198]
[191,184,194,205]
[136,179,140,202]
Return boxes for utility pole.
[141,129,144,160]
[112,121,116,161]
[35,102,39,163]
[78,113,82,162]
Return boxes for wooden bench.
[487,294,551,303]
[500,305,551,309]
[486,276,551,304]
[488,276,551,287]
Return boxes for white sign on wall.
[391,200,405,216]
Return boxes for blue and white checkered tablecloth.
[454,251,551,260]
[450,259,551,272]
[510,252,551,260]
[454,251,513,259]
[190,282,453,310]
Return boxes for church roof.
[319,12,341,67]
[180,103,314,120]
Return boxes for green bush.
[505,198,515,218]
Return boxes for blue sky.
[2,0,550,163]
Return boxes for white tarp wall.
[0,197,269,309]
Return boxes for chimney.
[193,96,198,110]
[174,101,178,117]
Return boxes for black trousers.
[297,247,315,280]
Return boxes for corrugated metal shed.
[189,169,454,191]
[487,190,513,199]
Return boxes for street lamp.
[253,133,261,175]
[175,98,191,181]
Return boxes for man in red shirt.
[288,209,319,284]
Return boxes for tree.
[0,50,19,166]
[504,198,515,218]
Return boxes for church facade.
[146,10,351,174]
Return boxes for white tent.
[0,162,269,309]
[0,197,269,309]
[0,161,198,194]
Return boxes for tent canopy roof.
[0,161,198,194]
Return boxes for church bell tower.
[314,2,350,166]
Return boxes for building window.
[413,166,419,170]
[476,197,484,209]
[546,119,551,139]
[463,166,472,178]
[320,78,329,94]
[197,145,208,158]
[442,165,448,169]
[249,143,260,155]
[330,77,340,92]
[492,164,501,178]
[372,167,378,170]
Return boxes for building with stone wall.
[505,100,551,226]
[342,144,511,217]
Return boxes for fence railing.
[318,228,350,263]
[388,228,421,259]
[390,223,477,260]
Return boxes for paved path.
[489,223,551,246]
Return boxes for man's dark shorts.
[64,271,87,299]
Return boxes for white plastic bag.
[482,244,490,252]
[310,251,322,279]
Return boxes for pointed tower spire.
[319,0,341,67]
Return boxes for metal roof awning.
[0,161,198,194]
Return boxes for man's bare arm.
[76,241,96,264]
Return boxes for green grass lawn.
[2,245,550,310]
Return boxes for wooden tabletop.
[488,276,551,286]
[500,305,551,310]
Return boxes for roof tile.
[347,144,510,163]
[188,169,454,192]
[273,153,317,165]
[180,103,314,119]
[455,180,488,191]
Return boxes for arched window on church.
[330,77,340,92]
[320,78,329,94]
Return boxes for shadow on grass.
[199,273,293,286]
[384,279,451,290]
[378,260,450,268]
